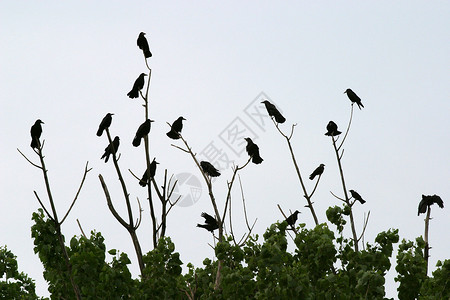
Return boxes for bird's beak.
[150,119,155,122]
[182,117,186,120]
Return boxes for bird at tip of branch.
[344,88,364,110]
[96,113,113,137]
[285,210,300,227]
[200,161,221,177]
[261,100,286,124]
[197,212,219,232]
[101,136,120,163]
[325,121,342,136]
[418,194,444,216]
[139,158,159,187]
[127,73,147,99]
[30,119,44,149]
[309,164,325,180]
[244,137,263,164]
[137,32,152,58]
[132,119,154,147]
[349,190,366,204]
[166,117,186,139]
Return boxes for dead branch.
[76,219,87,239]
[60,162,92,225]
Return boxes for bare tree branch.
[60,162,92,225]
[17,148,43,169]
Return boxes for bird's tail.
[132,137,141,147]
[127,89,138,99]
[96,128,103,137]
[274,113,286,124]
[166,130,180,139]
[144,50,152,58]
[252,155,263,164]
[358,102,364,109]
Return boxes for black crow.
[309,164,325,180]
[127,73,147,99]
[30,119,44,149]
[137,32,152,58]
[101,136,120,163]
[261,100,286,124]
[418,194,444,216]
[244,137,263,164]
[132,119,153,147]
[96,113,113,137]
[200,161,221,177]
[139,158,159,187]
[344,88,364,109]
[349,190,366,204]
[286,210,300,227]
[197,212,219,232]
[325,121,342,136]
[166,117,186,139]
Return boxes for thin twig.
[60,162,92,225]
[17,148,43,169]
[76,219,87,239]
[33,191,54,222]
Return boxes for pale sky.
[1,2,449,298]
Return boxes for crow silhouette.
[286,210,300,227]
[344,88,364,109]
[137,32,152,58]
[418,194,444,216]
[200,161,221,177]
[325,121,342,136]
[166,117,186,139]
[245,137,263,164]
[139,158,159,187]
[127,73,147,99]
[30,119,44,149]
[132,119,153,147]
[97,113,113,137]
[309,164,325,180]
[261,100,286,124]
[349,190,366,204]
[101,136,120,163]
[197,212,219,232]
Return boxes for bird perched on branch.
[261,100,286,124]
[309,164,325,180]
[96,113,113,137]
[166,117,186,139]
[200,161,221,177]
[245,137,263,164]
[325,121,342,136]
[137,32,152,58]
[132,119,153,147]
[197,212,219,232]
[285,210,300,227]
[418,194,444,216]
[30,119,44,149]
[139,158,159,187]
[349,190,366,204]
[127,73,147,99]
[344,88,364,110]
[101,136,120,163]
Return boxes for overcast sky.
[1,1,449,298]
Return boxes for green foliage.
[140,237,183,299]
[395,237,427,299]
[0,245,40,299]
[0,208,444,298]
